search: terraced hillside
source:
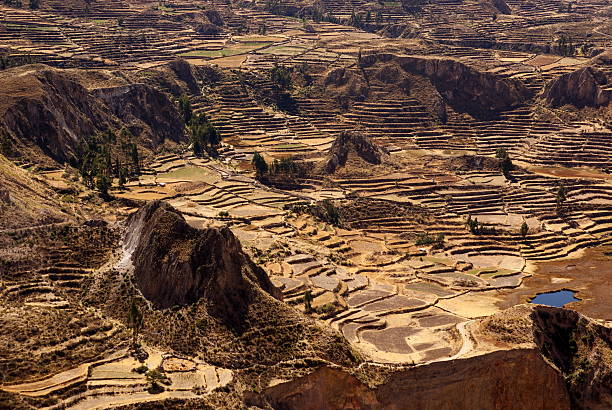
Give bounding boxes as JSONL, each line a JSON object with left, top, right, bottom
{"left": 0, "top": 0, "right": 610, "bottom": 408}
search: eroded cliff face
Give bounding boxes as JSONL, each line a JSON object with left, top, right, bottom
{"left": 541, "top": 67, "right": 611, "bottom": 108}
{"left": 92, "top": 83, "right": 185, "bottom": 147}
{"left": 261, "top": 350, "right": 569, "bottom": 410}
{"left": 320, "top": 53, "right": 530, "bottom": 121}
{"left": 360, "top": 54, "right": 531, "bottom": 118}
{"left": 0, "top": 64, "right": 187, "bottom": 165}
{"left": 258, "top": 305, "right": 611, "bottom": 410}
{"left": 531, "top": 307, "right": 612, "bottom": 410}
{"left": 125, "top": 201, "right": 282, "bottom": 325}
{"left": 0, "top": 65, "right": 112, "bottom": 164}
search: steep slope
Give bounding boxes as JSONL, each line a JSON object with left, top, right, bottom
{"left": 541, "top": 67, "right": 611, "bottom": 108}
{"left": 255, "top": 305, "right": 611, "bottom": 410}
{"left": 0, "top": 64, "right": 187, "bottom": 166}
{"left": 124, "top": 201, "right": 282, "bottom": 322}
{"left": 0, "top": 153, "right": 68, "bottom": 230}
{"left": 318, "top": 53, "right": 531, "bottom": 120}
{"left": 82, "top": 201, "right": 359, "bottom": 373}
{"left": 323, "top": 131, "right": 388, "bottom": 174}
{"left": 360, "top": 53, "right": 532, "bottom": 118}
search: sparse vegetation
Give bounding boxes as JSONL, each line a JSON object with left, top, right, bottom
{"left": 496, "top": 147, "right": 513, "bottom": 179}
{"left": 127, "top": 300, "right": 144, "bottom": 348}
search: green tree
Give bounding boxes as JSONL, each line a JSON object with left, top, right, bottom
{"left": 496, "top": 147, "right": 513, "bottom": 178}
{"left": 556, "top": 183, "right": 567, "bottom": 215}
{"left": 323, "top": 199, "right": 340, "bottom": 226}
{"left": 188, "top": 113, "right": 220, "bottom": 156}
{"left": 127, "top": 300, "right": 144, "bottom": 347}
{"left": 303, "top": 290, "right": 313, "bottom": 313}
{"left": 270, "top": 63, "right": 292, "bottom": 90}
{"left": 252, "top": 151, "right": 268, "bottom": 177}
{"left": 96, "top": 174, "right": 112, "bottom": 200}
{"left": 177, "top": 94, "right": 192, "bottom": 124}
{"left": 130, "top": 144, "right": 140, "bottom": 175}
{"left": 520, "top": 221, "right": 529, "bottom": 238}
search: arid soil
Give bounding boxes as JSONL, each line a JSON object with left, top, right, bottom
{"left": 0, "top": 0, "right": 611, "bottom": 408}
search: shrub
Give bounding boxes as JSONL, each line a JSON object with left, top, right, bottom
{"left": 415, "top": 233, "right": 445, "bottom": 249}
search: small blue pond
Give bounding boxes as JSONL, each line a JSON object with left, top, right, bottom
{"left": 530, "top": 290, "right": 580, "bottom": 308}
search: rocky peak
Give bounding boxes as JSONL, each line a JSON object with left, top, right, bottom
{"left": 324, "top": 131, "right": 387, "bottom": 173}
{"left": 125, "top": 201, "right": 282, "bottom": 325}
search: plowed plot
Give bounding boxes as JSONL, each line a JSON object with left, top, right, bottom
{"left": 405, "top": 282, "right": 455, "bottom": 297}
{"left": 347, "top": 289, "right": 392, "bottom": 306}
{"left": 310, "top": 274, "right": 340, "bottom": 291}
{"left": 416, "top": 313, "right": 462, "bottom": 327}
{"left": 421, "top": 347, "right": 453, "bottom": 361}
{"left": 362, "top": 295, "right": 426, "bottom": 312}
{"left": 361, "top": 326, "right": 418, "bottom": 354}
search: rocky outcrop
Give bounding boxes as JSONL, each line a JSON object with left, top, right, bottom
{"left": 258, "top": 305, "right": 611, "bottom": 409}
{"left": 125, "top": 201, "right": 282, "bottom": 324}
{"left": 324, "top": 131, "right": 387, "bottom": 173}
{"left": 541, "top": 67, "right": 611, "bottom": 108}
{"left": 262, "top": 349, "right": 569, "bottom": 410}
{"left": 531, "top": 307, "right": 612, "bottom": 409}
{"left": 0, "top": 66, "right": 112, "bottom": 164}
{"left": 0, "top": 65, "right": 187, "bottom": 165}
{"left": 360, "top": 54, "right": 531, "bottom": 118}
{"left": 92, "top": 83, "right": 185, "bottom": 147}
{"left": 490, "top": 0, "right": 511, "bottom": 14}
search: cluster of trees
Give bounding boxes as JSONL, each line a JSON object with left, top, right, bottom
{"left": 415, "top": 232, "right": 445, "bottom": 249}
{"left": 347, "top": 10, "right": 386, "bottom": 30}
{"left": 554, "top": 34, "right": 576, "bottom": 56}
{"left": 177, "top": 95, "right": 221, "bottom": 156}
{"left": 466, "top": 215, "right": 498, "bottom": 236}
{"left": 2, "top": 0, "right": 23, "bottom": 8}
{"left": 400, "top": 0, "right": 429, "bottom": 13}
{"left": 1, "top": 0, "right": 38, "bottom": 9}
{"left": 0, "top": 53, "right": 35, "bottom": 70}
{"left": 252, "top": 153, "right": 302, "bottom": 180}
{"left": 79, "top": 128, "right": 140, "bottom": 200}
{"left": 284, "top": 199, "right": 342, "bottom": 227}
{"left": 270, "top": 63, "right": 292, "bottom": 90}
{"left": 496, "top": 147, "right": 513, "bottom": 179}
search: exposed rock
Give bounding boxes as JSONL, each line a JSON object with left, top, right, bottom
{"left": 0, "top": 65, "right": 112, "bottom": 164}
{"left": 323, "top": 131, "right": 388, "bottom": 174}
{"left": 259, "top": 305, "right": 611, "bottom": 409}
{"left": 360, "top": 54, "right": 531, "bottom": 118}
{"left": 531, "top": 307, "right": 612, "bottom": 409}
{"left": 590, "top": 49, "right": 612, "bottom": 66}
{"left": 542, "top": 67, "right": 611, "bottom": 108}
{"left": 125, "top": 201, "right": 282, "bottom": 325}
{"left": 490, "top": 0, "right": 512, "bottom": 14}
{"left": 92, "top": 83, "right": 185, "bottom": 147}
{"left": 0, "top": 65, "right": 187, "bottom": 165}
{"left": 261, "top": 349, "right": 569, "bottom": 409}
{"left": 166, "top": 59, "right": 201, "bottom": 95}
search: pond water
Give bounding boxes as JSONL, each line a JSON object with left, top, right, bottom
{"left": 530, "top": 290, "right": 580, "bottom": 308}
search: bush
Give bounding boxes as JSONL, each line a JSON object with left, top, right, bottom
{"left": 252, "top": 152, "right": 268, "bottom": 177}
{"left": 415, "top": 233, "right": 444, "bottom": 249}
{"left": 270, "top": 63, "right": 292, "bottom": 89}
